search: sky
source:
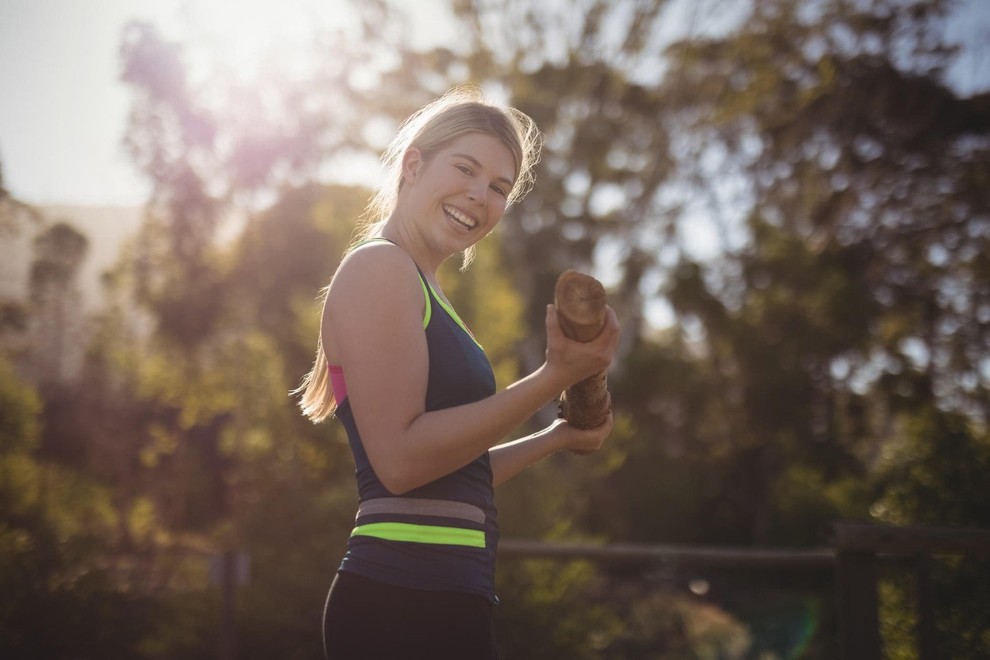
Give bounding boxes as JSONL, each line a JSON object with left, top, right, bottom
{"left": 1, "top": 0, "right": 179, "bottom": 206}
{"left": 0, "top": 0, "right": 988, "bottom": 208}
{"left": 0, "top": 0, "right": 392, "bottom": 206}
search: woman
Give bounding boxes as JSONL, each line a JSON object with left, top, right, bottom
{"left": 296, "top": 87, "right": 621, "bottom": 660}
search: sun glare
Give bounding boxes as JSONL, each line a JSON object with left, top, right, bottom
{"left": 179, "top": 0, "right": 358, "bottom": 82}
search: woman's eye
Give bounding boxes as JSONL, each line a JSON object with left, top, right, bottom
{"left": 456, "top": 164, "right": 472, "bottom": 175}
{"left": 491, "top": 185, "right": 507, "bottom": 197}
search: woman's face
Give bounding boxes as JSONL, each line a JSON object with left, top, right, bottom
{"left": 401, "top": 132, "right": 517, "bottom": 254}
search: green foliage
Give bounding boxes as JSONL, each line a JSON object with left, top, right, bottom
{"left": 0, "top": 358, "right": 159, "bottom": 657}
{"left": 440, "top": 0, "right": 989, "bottom": 654}
{"left": 0, "top": 360, "right": 39, "bottom": 454}
{"left": 872, "top": 410, "right": 990, "bottom": 656}
{"left": 874, "top": 410, "right": 990, "bottom": 527}
{"left": 605, "top": 589, "right": 754, "bottom": 660}
{"left": 877, "top": 567, "right": 918, "bottom": 660}
{"left": 495, "top": 559, "right": 621, "bottom": 660}
{"left": 65, "top": 174, "right": 364, "bottom": 655}
{"left": 2, "top": 0, "right": 987, "bottom": 656}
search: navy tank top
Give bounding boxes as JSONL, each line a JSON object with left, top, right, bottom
{"left": 333, "top": 240, "right": 500, "bottom": 603}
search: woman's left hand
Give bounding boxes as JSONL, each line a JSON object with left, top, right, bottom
{"left": 489, "top": 411, "right": 614, "bottom": 486}
{"left": 547, "top": 413, "right": 614, "bottom": 456}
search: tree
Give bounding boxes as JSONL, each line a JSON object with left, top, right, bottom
{"left": 0, "top": 158, "right": 44, "bottom": 365}
{"left": 0, "top": 355, "right": 159, "bottom": 658}
{"left": 18, "top": 0, "right": 978, "bottom": 655}
{"left": 29, "top": 222, "right": 89, "bottom": 383}
{"left": 429, "top": 0, "right": 987, "bottom": 530}
{"left": 871, "top": 409, "right": 990, "bottom": 657}
{"left": 434, "top": 0, "right": 989, "bottom": 654}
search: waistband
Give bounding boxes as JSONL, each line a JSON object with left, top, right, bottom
{"left": 351, "top": 497, "right": 487, "bottom": 549}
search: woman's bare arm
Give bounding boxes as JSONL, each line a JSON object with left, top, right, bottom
{"left": 324, "top": 243, "right": 620, "bottom": 494}
{"left": 488, "top": 415, "right": 614, "bottom": 487}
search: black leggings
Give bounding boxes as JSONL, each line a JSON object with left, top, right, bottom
{"left": 323, "top": 571, "right": 500, "bottom": 660}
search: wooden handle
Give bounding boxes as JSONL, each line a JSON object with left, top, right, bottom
{"left": 554, "top": 270, "right": 611, "bottom": 430}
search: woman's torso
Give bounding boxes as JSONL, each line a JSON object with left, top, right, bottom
{"left": 327, "top": 239, "right": 500, "bottom": 602}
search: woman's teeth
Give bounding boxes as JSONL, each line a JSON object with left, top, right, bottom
{"left": 444, "top": 205, "right": 478, "bottom": 229}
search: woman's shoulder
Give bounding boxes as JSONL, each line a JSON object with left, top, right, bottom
{"left": 328, "top": 240, "right": 422, "bottom": 304}
{"left": 321, "top": 241, "right": 427, "bottom": 365}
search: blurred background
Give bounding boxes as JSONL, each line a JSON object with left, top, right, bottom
{"left": 1, "top": 0, "right": 989, "bottom": 657}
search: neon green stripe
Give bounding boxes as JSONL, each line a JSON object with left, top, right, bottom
{"left": 422, "top": 281, "right": 484, "bottom": 350}
{"left": 351, "top": 522, "right": 486, "bottom": 548}
{"left": 418, "top": 276, "right": 432, "bottom": 329}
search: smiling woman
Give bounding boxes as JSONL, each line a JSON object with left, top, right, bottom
{"left": 292, "top": 86, "right": 622, "bottom": 659}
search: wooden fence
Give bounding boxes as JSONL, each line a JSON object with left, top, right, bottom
{"left": 499, "top": 522, "right": 990, "bottom": 659}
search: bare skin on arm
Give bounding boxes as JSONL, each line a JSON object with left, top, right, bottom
{"left": 324, "top": 246, "right": 621, "bottom": 495}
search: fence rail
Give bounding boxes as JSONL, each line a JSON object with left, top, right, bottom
{"left": 498, "top": 522, "right": 990, "bottom": 660}
{"left": 499, "top": 538, "right": 834, "bottom": 568}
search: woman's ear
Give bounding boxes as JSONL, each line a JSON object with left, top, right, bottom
{"left": 401, "top": 147, "right": 423, "bottom": 184}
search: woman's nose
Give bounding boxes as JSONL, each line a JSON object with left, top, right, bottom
{"left": 467, "top": 180, "right": 487, "bottom": 206}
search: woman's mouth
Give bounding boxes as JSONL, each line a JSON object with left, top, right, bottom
{"left": 443, "top": 204, "right": 479, "bottom": 230}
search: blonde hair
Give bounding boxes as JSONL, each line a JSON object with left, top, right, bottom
{"left": 295, "top": 86, "right": 543, "bottom": 422}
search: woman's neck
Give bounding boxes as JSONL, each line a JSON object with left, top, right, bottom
{"left": 380, "top": 217, "right": 445, "bottom": 277}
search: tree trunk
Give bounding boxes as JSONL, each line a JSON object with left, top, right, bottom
{"left": 554, "top": 270, "right": 610, "bottom": 429}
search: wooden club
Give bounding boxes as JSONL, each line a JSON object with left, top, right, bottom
{"left": 553, "top": 270, "right": 611, "bottom": 429}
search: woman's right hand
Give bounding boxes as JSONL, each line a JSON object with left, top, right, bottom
{"left": 543, "top": 303, "right": 621, "bottom": 390}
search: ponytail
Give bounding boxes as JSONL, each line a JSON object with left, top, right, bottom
{"left": 292, "top": 289, "right": 337, "bottom": 422}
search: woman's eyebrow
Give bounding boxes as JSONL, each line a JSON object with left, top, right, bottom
{"left": 451, "top": 153, "right": 515, "bottom": 187}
